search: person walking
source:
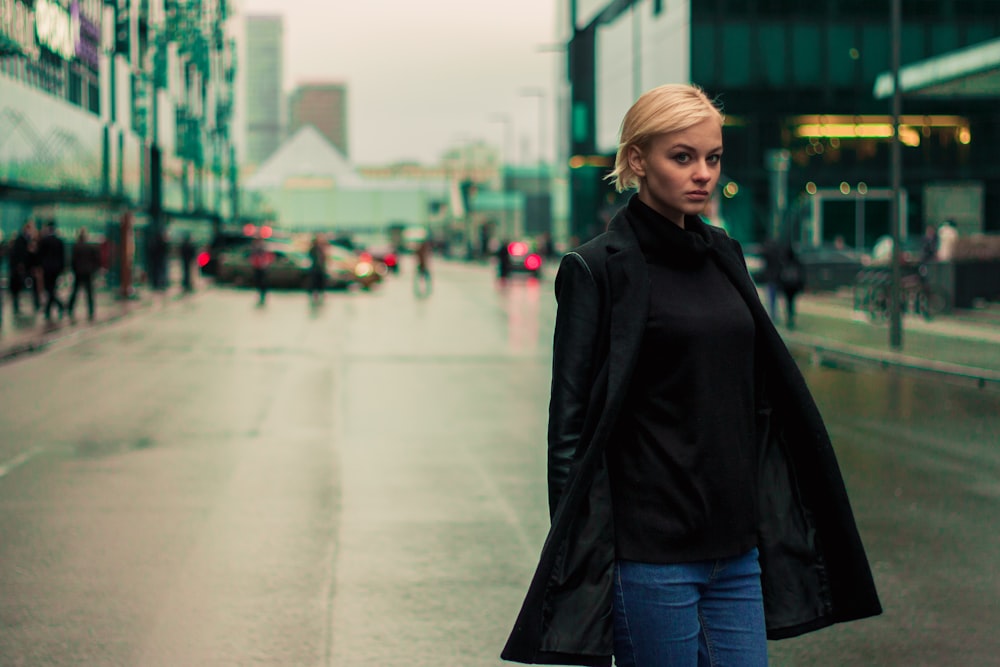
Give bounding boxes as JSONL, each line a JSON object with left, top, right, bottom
{"left": 67, "top": 228, "right": 101, "bottom": 322}
{"left": 413, "top": 238, "right": 432, "bottom": 297}
{"left": 7, "top": 221, "right": 33, "bottom": 317}
{"left": 307, "top": 234, "right": 327, "bottom": 305}
{"left": 502, "top": 84, "right": 881, "bottom": 667}
{"left": 761, "top": 236, "right": 782, "bottom": 321}
{"left": 180, "top": 233, "right": 196, "bottom": 293}
{"left": 777, "top": 241, "right": 805, "bottom": 329}
{"left": 496, "top": 239, "right": 512, "bottom": 283}
{"left": 37, "top": 223, "right": 66, "bottom": 322}
{"left": 249, "top": 237, "right": 273, "bottom": 306}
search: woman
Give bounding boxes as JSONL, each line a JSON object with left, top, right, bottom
{"left": 502, "top": 84, "right": 881, "bottom": 667}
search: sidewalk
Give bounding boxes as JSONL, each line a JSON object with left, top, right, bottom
{"left": 0, "top": 279, "right": 204, "bottom": 364}
{"left": 778, "top": 288, "right": 1000, "bottom": 390}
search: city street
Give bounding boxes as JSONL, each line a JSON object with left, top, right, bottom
{"left": 0, "top": 261, "right": 998, "bottom": 666}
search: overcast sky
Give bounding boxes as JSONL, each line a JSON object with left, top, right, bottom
{"left": 239, "top": 0, "right": 560, "bottom": 166}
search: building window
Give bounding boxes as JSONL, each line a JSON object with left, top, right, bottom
{"left": 758, "top": 23, "right": 787, "bottom": 86}
{"left": 69, "top": 67, "right": 83, "bottom": 107}
{"left": 790, "top": 24, "right": 822, "bottom": 86}
{"left": 88, "top": 80, "right": 100, "bottom": 115}
{"left": 652, "top": 0, "right": 663, "bottom": 16}
{"left": 721, "top": 23, "right": 751, "bottom": 87}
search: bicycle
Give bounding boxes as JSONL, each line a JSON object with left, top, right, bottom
{"left": 866, "top": 271, "right": 947, "bottom": 322}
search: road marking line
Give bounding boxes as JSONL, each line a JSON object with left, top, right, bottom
{"left": 0, "top": 448, "right": 45, "bottom": 480}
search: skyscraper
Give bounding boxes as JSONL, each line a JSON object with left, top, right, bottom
{"left": 288, "top": 84, "right": 349, "bottom": 158}
{"left": 245, "top": 15, "right": 284, "bottom": 165}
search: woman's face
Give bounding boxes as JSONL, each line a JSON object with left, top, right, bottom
{"left": 628, "top": 117, "right": 723, "bottom": 228}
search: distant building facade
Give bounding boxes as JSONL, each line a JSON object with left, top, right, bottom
{"left": 288, "top": 83, "right": 349, "bottom": 157}
{"left": 561, "top": 0, "right": 1000, "bottom": 244}
{"left": 0, "top": 0, "right": 237, "bottom": 237}
{"left": 245, "top": 14, "right": 284, "bottom": 165}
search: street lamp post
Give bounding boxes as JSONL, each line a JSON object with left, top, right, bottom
{"left": 489, "top": 113, "right": 514, "bottom": 239}
{"left": 889, "top": 0, "right": 904, "bottom": 350}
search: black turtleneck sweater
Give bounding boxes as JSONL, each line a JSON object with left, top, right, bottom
{"left": 607, "top": 196, "right": 758, "bottom": 564}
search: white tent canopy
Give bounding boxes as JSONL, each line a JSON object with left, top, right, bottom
{"left": 244, "top": 125, "right": 364, "bottom": 190}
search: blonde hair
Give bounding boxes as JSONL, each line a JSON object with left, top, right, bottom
{"left": 607, "top": 83, "right": 725, "bottom": 193}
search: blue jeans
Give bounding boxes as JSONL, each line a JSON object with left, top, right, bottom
{"left": 612, "top": 548, "right": 768, "bottom": 667}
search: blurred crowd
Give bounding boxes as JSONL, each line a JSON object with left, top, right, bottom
{"left": 0, "top": 219, "right": 108, "bottom": 330}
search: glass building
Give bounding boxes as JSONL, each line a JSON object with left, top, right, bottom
{"left": 0, "top": 0, "right": 239, "bottom": 243}
{"left": 563, "top": 0, "right": 1000, "bottom": 247}
{"left": 244, "top": 14, "right": 283, "bottom": 166}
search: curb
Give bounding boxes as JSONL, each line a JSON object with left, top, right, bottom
{"left": 783, "top": 332, "right": 1000, "bottom": 391}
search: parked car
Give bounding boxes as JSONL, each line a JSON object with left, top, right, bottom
{"left": 198, "top": 230, "right": 256, "bottom": 277}
{"left": 215, "top": 244, "right": 315, "bottom": 289}
{"left": 326, "top": 244, "right": 385, "bottom": 290}
{"left": 359, "top": 244, "right": 399, "bottom": 274}
{"left": 328, "top": 239, "right": 397, "bottom": 277}
{"left": 504, "top": 240, "right": 544, "bottom": 278}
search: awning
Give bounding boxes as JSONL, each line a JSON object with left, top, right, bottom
{"left": 873, "top": 37, "right": 1000, "bottom": 99}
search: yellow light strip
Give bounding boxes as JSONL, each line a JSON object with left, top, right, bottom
{"left": 792, "top": 114, "right": 967, "bottom": 126}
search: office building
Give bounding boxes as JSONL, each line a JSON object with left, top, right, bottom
{"left": 562, "top": 0, "right": 1000, "bottom": 244}
{"left": 245, "top": 14, "right": 284, "bottom": 166}
{"left": 288, "top": 83, "right": 349, "bottom": 158}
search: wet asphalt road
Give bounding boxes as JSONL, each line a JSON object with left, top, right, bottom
{"left": 0, "top": 261, "right": 998, "bottom": 666}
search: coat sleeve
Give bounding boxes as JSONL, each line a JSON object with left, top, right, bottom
{"left": 547, "top": 252, "right": 602, "bottom": 519}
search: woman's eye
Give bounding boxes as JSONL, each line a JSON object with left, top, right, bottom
{"left": 672, "top": 153, "right": 690, "bottom": 163}
{"left": 707, "top": 154, "right": 722, "bottom": 164}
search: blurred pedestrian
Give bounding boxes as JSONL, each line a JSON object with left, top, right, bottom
{"left": 761, "top": 237, "right": 782, "bottom": 320}
{"left": 540, "top": 231, "right": 556, "bottom": 259}
{"left": 148, "top": 229, "right": 168, "bottom": 290}
{"left": 777, "top": 241, "right": 805, "bottom": 329}
{"left": 307, "top": 234, "right": 327, "bottom": 305}
{"left": 7, "top": 221, "right": 34, "bottom": 317}
{"left": 414, "top": 238, "right": 432, "bottom": 297}
{"left": 496, "top": 239, "right": 512, "bottom": 282}
{"left": 503, "top": 83, "right": 880, "bottom": 667}
{"left": 937, "top": 220, "right": 958, "bottom": 261}
{"left": 180, "top": 233, "right": 196, "bottom": 292}
{"left": 249, "top": 237, "right": 273, "bottom": 306}
{"left": 37, "top": 222, "right": 66, "bottom": 322}
{"left": 920, "top": 224, "right": 939, "bottom": 264}
{"left": 67, "top": 228, "right": 100, "bottom": 322}
{"left": 25, "top": 222, "right": 42, "bottom": 313}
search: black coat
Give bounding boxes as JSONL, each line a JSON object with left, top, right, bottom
{"left": 501, "top": 206, "right": 881, "bottom": 666}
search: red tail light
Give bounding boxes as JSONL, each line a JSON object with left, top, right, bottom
{"left": 384, "top": 254, "right": 397, "bottom": 267}
{"left": 197, "top": 251, "right": 210, "bottom": 267}
{"left": 508, "top": 241, "right": 528, "bottom": 256}
{"left": 525, "top": 254, "right": 542, "bottom": 271}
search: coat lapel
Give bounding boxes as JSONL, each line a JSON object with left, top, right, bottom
{"left": 604, "top": 216, "right": 649, "bottom": 416}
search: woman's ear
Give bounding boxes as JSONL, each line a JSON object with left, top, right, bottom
{"left": 626, "top": 145, "right": 645, "bottom": 178}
